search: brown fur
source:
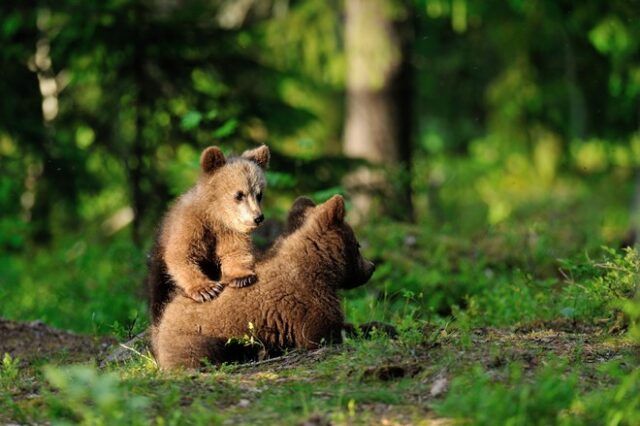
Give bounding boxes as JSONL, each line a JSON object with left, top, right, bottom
{"left": 147, "top": 145, "right": 270, "bottom": 325}
{"left": 151, "top": 195, "right": 376, "bottom": 369}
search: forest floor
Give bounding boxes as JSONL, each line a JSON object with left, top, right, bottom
{"left": 2, "top": 189, "right": 639, "bottom": 424}
{"left": 1, "top": 317, "right": 637, "bottom": 425}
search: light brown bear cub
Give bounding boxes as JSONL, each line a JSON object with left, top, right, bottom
{"left": 152, "top": 195, "right": 377, "bottom": 369}
{"left": 147, "top": 145, "right": 270, "bottom": 325}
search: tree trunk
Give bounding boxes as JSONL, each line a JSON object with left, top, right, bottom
{"left": 625, "top": 103, "right": 640, "bottom": 251}
{"left": 343, "top": 0, "right": 414, "bottom": 223}
{"left": 630, "top": 170, "right": 640, "bottom": 250}
{"left": 130, "top": 1, "right": 147, "bottom": 247}
{"left": 31, "top": 8, "right": 57, "bottom": 245}
{"left": 562, "top": 29, "right": 587, "bottom": 141}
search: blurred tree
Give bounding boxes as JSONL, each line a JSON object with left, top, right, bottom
{"left": 2, "top": 0, "right": 640, "bottom": 250}
{"left": 585, "top": 1, "right": 640, "bottom": 248}
{"left": 343, "top": 0, "right": 415, "bottom": 222}
{"left": 3, "top": 0, "right": 318, "bottom": 246}
{"left": 0, "top": 5, "right": 42, "bottom": 247}
{"left": 0, "top": 4, "right": 92, "bottom": 246}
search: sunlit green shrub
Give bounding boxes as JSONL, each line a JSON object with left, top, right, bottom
{"left": 44, "top": 365, "right": 149, "bottom": 425}
{"left": 1, "top": 234, "right": 147, "bottom": 335}
{"left": 558, "top": 247, "right": 639, "bottom": 321}
{"left": 458, "top": 247, "right": 639, "bottom": 327}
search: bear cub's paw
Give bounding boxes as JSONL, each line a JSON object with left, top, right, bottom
{"left": 185, "top": 282, "right": 226, "bottom": 302}
{"left": 229, "top": 274, "right": 258, "bottom": 288}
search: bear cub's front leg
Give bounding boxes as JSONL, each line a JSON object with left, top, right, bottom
{"left": 185, "top": 280, "right": 226, "bottom": 303}
{"left": 163, "top": 231, "right": 228, "bottom": 303}
{"left": 218, "top": 237, "right": 258, "bottom": 288}
{"left": 223, "top": 264, "right": 257, "bottom": 288}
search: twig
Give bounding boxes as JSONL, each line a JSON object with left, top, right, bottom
{"left": 118, "top": 342, "right": 158, "bottom": 368}
{"left": 229, "top": 350, "right": 302, "bottom": 370}
{"left": 228, "top": 347, "right": 332, "bottom": 371}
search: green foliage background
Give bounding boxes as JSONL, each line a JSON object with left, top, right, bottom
{"left": 1, "top": 0, "right": 639, "bottom": 342}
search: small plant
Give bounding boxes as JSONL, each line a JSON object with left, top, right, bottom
{"left": 0, "top": 353, "right": 20, "bottom": 388}
{"left": 0, "top": 354, "right": 27, "bottom": 423}
{"left": 44, "top": 364, "right": 149, "bottom": 425}
{"left": 226, "top": 321, "right": 265, "bottom": 350}
{"left": 108, "top": 313, "right": 147, "bottom": 341}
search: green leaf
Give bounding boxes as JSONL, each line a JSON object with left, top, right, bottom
{"left": 205, "top": 109, "right": 219, "bottom": 120}
{"left": 180, "top": 111, "right": 202, "bottom": 131}
{"left": 560, "top": 307, "right": 576, "bottom": 318}
{"left": 310, "top": 186, "right": 345, "bottom": 202}
{"left": 2, "top": 13, "right": 22, "bottom": 38}
{"left": 589, "top": 17, "right": 631, "bottom": 58}
{"left": 266, "top": 171, "right": 297, "bottom": 189}
{"left": 212, "top": 119, "right": 238, "bottom": 138}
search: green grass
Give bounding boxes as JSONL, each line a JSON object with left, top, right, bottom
{"left": 1, "top": 319, "right": 638, "bottom": 425}
{"left": 0, "top": 234, "right": 148, "bottom": 335}
{"left": 1, "top": 170, "right": 639, "bottom": 424}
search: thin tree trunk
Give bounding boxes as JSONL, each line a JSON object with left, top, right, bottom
{"left": 130, "top": 1, "right": 147, "bottom": 246}
{"left": 343, "top": 0, "right": 414, "bottom": 223}
{"left": 631, "top": 171, "right": 640, "bottom": 250}
{"left": 632, "top": 103, "right": 640, "bottom": 252}
{"left": 31, "top": 8, "right": 57, "bottom": 244}
{"left": 562, "top": 29, "right": 587, "bottom": 141}
{"left": 625, "top": 103, "right": 640, "bottom": 251}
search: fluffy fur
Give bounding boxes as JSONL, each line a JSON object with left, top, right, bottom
{"left": 151, "top": 195, "right": 376, "bottom": 369}
{"left": 147, "top": 145, "right": 270, "bottom": 325}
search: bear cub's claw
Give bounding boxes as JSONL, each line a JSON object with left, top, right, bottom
{"left": 187, "top": 282, "right": 225, "bottom": 302}
{"left": 229, "top": 274, "right": 258, "bottom": 288}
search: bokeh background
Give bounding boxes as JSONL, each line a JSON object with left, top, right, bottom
{"left": 1, "top": 0, "right": 639, "bottom": 335}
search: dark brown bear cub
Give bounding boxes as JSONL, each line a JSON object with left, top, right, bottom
{"left": 147, "top": 145, "right": 270, "bottom": 325}
{"left": 152, "top": 195, "right": 376, "bottom": 369}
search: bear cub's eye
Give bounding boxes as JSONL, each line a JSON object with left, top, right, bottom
{"left": 235, "top": 191, "right": 244, "bottom": 201}
{"left": 256, "top": 192, "right": 263, "bottom": 202}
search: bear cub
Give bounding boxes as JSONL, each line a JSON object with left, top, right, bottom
{"left": 151, "top": 195, "right": 378, "bottom": 369}
{"left": 147, "top": 145, "right": 270, "bottom": 324}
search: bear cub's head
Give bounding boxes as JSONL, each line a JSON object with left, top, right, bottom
{"left": 198, "top": 145, "right": 270, "bottom": 233}
{"left": 286, "top": 195, "right": 376, "bottom": 289}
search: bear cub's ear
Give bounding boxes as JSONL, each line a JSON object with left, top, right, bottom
{"left": 317, "top": 194, "right": 345, "bottom": 225}
{"left": 241, "top": 145, "right": 270, "bottom": 170}
{"left": 200, "top": 146, "right": 226, "bottom": 174}
{"left": 286, "top": 196, "right": 316, "bottom": 233}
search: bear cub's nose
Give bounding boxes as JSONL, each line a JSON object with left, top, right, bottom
{"left": 254, "top": 214, "right": 264, "bottom": 225}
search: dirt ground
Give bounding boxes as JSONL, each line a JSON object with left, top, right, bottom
{"left": 0, "top": 318, "right": 115, "bottom": 365}
{"left": 0, "top": 317, "right": 636, "bottom": 375}
{"left": 0, "top": 317, "right": 637, "bottom": 425}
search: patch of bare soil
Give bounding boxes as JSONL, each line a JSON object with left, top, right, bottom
{"left": 0, "top": 318, "right": 115, "bottom": 365}
{"left": 234, "top": 319, "right": 636, "bottom": 374}
{"left": 470, "top": 320, "right": 632, "bottom": 364}
{"left": 221, "top": 319, "right": 638, "bottom": 406}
